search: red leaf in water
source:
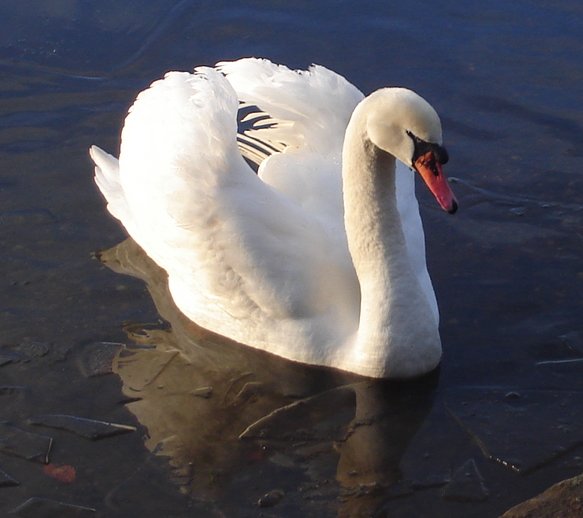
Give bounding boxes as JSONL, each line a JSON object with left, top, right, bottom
{"left": 43, "top": 463, "right": 76, "bottom": 484}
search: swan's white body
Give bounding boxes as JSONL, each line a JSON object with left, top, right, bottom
{"left": 91, "top": 58, "right": 453, "bottom": 378}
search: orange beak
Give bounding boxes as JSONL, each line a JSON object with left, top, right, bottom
{"left": 414, "top": 151, "right": 458, "bottom": 214}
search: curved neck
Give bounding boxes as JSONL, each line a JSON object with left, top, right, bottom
{"left": 342, "top": 129, "right": 407, "bottom": 278}
{"left": 340, "top": 108, "right": 441, "bottom": 378}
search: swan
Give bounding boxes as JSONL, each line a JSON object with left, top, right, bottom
{"left": 90, "top": 58, "right": 457, "bottom": 379}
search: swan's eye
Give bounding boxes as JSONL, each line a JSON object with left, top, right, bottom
{"left": 434, "top": 145, "right": 449, "bottom": 165}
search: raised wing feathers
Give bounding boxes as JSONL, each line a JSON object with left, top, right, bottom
{"left": 218, "top": 58, "right": 364, "bottom": 154}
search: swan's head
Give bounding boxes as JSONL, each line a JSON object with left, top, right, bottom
{"left": 365, "top": 88, "right": 458, "bottom": 214}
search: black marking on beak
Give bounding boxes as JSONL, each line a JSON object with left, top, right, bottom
{"left": 407, "top": 130, "right": 449, "bottom": 167}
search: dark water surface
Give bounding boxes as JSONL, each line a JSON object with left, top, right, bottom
{"left": 1, "top": 1, "right": 582, "bottom": 516}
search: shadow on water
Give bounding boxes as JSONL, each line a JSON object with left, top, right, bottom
{"left": 100, "top": 238, "right": 439, "bottom": 517}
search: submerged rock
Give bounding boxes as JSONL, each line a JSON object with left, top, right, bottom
{"left": 0, "top": 466, "right": 19, "bottom": 487}
{"left": 0, "top": 386, "right": 27, "bottom": 397}
{"left": 27, "top": 414, "right": 136, "bottom": 440}
{"left": 0, "top": 423, "right": 52, "bottom": 464}
{"left": 441, "top": 458, "right": 489, "bottom": 502}
{"left": 191, "top": 386, "right": 213, "bottom": 398}
{"left": 10, "top": 497, "right": 96, "bottom": 517}
{"left": 0, "top": 341, "right": 49, "bottom": 365}
{"left": 76, "top": 341, "right": 124, "bottom": 378}
{"left": 17, "top": 340, "right": 49, "bottom": 359}
{"left": 257, "top": 489, "right": 285, "bottom": 508}
{"left": 446, "top": 388, "right": 583, "bottom": 473}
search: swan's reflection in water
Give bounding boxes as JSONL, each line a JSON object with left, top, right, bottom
{"left": 100, "top": 239, "right": 438, "bottom": 516}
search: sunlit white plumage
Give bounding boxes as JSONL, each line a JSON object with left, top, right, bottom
{"left": 90, "top": 58, "right": 455, "bottom": 378}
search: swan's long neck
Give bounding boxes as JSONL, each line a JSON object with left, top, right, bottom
{"left": 340, "top": 108, "right": 441, "bottom": 378}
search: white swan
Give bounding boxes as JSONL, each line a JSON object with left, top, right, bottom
{"left": 90, "top": 58, "right": 457, "bottom": 379}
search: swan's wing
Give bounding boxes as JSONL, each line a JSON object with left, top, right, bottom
{"left": 91, "top": 68, "right": 359, "bottom": 361}
{"left": 218, "top": 59, "right": 364, "bottom": 231}
{"left": 218, "top": 58, "right": 364, "bottom": 154}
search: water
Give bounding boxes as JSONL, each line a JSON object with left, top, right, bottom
{"left": 0, "top": 1, "right": 582, "bottom": 516}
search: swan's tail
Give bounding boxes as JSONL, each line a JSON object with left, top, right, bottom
{"left": 89, "top": 145, "right": 133, "bottom": 227}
